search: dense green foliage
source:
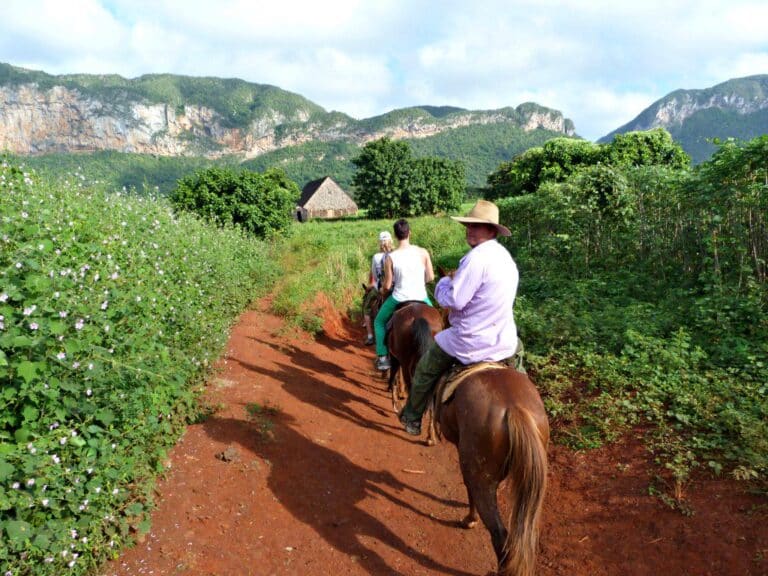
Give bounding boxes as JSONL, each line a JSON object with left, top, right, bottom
{"left": 0, "top": 159, "right": 279, "bottom": 574}
{"left": 352, "top": 138, "right": 464, "bottom": 217}
{"left": 170, "top": 167, "right": 300, "bottom": 238}
{"left": 487, "top": 129, "right": 689, "bottom": 199}
{"left": 496, "top": 136, "right": 767, "bottom": 492}
{"left": 2, "top": 127, "right": 764, "bottom": 576}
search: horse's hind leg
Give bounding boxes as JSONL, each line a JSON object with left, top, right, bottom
{"left": 461, "top": 466, "right": 506, "bottom": 565}
{"left": 425, "top": 403, "right": 437, "bottom": 446}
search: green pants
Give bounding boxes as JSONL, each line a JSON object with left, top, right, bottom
{"left": 400, "top": 341, "right": 457, "bottom": 422}
{"left": 374, "top": 294, "right": 433, "bottom": 357}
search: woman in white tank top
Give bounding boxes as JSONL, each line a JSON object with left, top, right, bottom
{"left": 373, "top": 219, "right": 435, "bottom": 370}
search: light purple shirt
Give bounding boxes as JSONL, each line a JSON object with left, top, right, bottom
{"left": 434, "top": 239, "right": 519, "bottom": 364}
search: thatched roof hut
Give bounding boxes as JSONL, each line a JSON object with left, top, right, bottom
{"left": 296, "top": 177, "right": 358, "bottom": 221}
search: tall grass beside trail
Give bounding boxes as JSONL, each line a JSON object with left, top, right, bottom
{"left": 270, "top": 214, "right": 467, "bottom": 333}
{"left": 0, "top": 160, "right": 278, "bottom": 575}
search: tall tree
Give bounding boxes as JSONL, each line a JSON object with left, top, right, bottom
{"left": 352, "top": 138, "right": 414, "bottom": 218}
{"left": 352, "top": 138, "right": 465, "bottom": 217}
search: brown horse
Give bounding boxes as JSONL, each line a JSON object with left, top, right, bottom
{"left": 436, "top": 366, "right": 549, "bottom": 576}
{"left": 385, "top": 302, "right": 443, "bottom": 441}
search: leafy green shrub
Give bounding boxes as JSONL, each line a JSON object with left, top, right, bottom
{"left": 170, "top": 167, "right": 300, "bottom": 238}
{"left": 0, "top": 159, "right": 277, "bottom": 574}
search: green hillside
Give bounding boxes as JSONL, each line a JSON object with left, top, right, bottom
{"left": 3, "top": 62, "right": 575, "bottom": 192}
{"left": 0, "top": 62, "right": 329, "bottom": 129}
{"left": 669, "top": 106, "right": 768, "bottom": 164}
{"left": 601, "top": 75, "right": 768, "bottom": 163}
{"left": 19, "top": 122, "right": 569, "bottom": 195}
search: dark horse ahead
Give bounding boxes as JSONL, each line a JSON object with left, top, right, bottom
{"left": 386, "top": 302, "right": 443, "bottom": 424}
{"left": 391, "top": 315, "right": 549, "bottom": 576}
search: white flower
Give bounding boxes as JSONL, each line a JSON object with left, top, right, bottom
{"left": 0, "top": 293, "right": 7, "bottom": 302}
{"left": 57, "top": 352, "right": 66, "bottom": 361}
{"left": 59, "top": 311, "right": 68, "bottom": 318}
{"left": 104, "top": 325, "right": 110, "bottom": 332}
{"left": 23, "top": 305, "right": 37, "bottom": 316}
{"left": 29, "top": 322, "right": 39, "bottom": 331}
{"left": 75, "top": 319, "right": 85, "bottom": 330}
{"left": 101, "top": 301, "right": 108, "bottom": 310}
{"left": 86, "top": 388, "right": 92, "bottom": 396}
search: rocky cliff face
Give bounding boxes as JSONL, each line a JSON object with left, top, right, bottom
{"left": 623, "top": 91, "right": 768, "bottom": 132}
{"left": 0, "top": 83, "right": 574, "bottom": 158}
{"left": 600, "top": 75, "right": 768, "bottom": 140}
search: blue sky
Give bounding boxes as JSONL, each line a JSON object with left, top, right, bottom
{"left": 2, "top": 0, "right": 768, "bottom": 141}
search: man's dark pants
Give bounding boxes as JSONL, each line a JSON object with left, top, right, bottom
{"left": 400, "top": 341, "right": 456, "bottom": 423}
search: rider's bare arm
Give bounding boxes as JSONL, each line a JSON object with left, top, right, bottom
{"left": 423, "top": 249, "right": 435, "bottom": 283}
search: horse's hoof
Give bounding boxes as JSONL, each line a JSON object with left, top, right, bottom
{"left": 426, "top": 438, "right": 436, "bottom": 447}
{"left": 461, "top": 517, "right": 479, "bottom": 529}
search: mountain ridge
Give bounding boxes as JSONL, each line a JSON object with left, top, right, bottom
{"left": 0, "top": 62, "right": 575, "bottom": 160}
{"left": 599, "top": 75, "right": 768, "bottom": 162}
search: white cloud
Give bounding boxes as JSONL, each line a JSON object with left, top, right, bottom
{"left": 0, "top": 0, "right": 767, "bottom": 140}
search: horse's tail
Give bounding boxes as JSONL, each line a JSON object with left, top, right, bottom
{"left": 412, "top": 317, "right": 434, "bottom": 358}
{"left": 500, "top": 407, "right": 548, "bottom": 576}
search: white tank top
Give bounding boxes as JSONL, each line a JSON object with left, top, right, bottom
{"left": 389, "top": 246, "right": 428, "bottom": 302}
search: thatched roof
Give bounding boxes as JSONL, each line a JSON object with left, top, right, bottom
{"left": 298, "top": 177, "right": 358, "bottom": 216}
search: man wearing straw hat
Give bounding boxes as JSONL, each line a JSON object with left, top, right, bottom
{"left": 398, "top": 199, "right": 519, "bottom": 436}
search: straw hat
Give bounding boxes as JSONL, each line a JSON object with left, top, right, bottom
{"left": 451, "top": 200, "right": 511, "bottom": 237}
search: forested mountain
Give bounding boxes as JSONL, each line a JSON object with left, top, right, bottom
{"left": 600, "top": 75, "right": 768, "bottom": 163}
{"left": 0, "top": 62, "right": 574, "bottom": 188}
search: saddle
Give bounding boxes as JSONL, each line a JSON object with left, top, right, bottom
{"left": 434, "top": 340, "right": 526, "bottom": 405}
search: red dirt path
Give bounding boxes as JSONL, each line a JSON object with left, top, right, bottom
{"left": 101, "top": 299, "right": 767, "bottom": 576}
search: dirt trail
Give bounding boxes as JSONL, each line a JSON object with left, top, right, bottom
{"left": 101, "top": 299, "right": 767, "bottom": 576}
